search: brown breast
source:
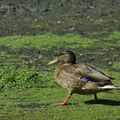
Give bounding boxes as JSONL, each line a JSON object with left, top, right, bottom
{"left": 54, "top": 64, "right": 86, "bottom": 92}
{"left": 54, "top": 64, "right": 67, "bottom": 79}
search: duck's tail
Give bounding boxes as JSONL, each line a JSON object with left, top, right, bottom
{"left": 99, "top": 85, "right": 120, "bottom": 90}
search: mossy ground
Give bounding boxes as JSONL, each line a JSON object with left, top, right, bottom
{"left": 0, "top": 32, "right": 120, "bottom": 120}
{"left": 0, "top": 88, "right": 120, "bottom": 120}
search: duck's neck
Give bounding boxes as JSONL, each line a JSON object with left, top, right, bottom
{"left": 54, "top": 64, "right": 71, "bottom": 78}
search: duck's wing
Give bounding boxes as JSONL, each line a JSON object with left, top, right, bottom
{"left": 75, "top": 64, "right": 113, "bottom": 82}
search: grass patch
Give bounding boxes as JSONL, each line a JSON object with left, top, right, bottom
{"left": 107, "top": 31, "right": 120, "bottom": 41}
{"left": 0, "top": 64, "right": 56, "bottom": 89}
{"left": 0, "top": 88, "right": 120, "bottom": 120}
{"left": 112, "top": 62, "right": 120, "bottom": 69}
{"left": 0, "top": 32, "right": 120, "bottom": 119}
{"left": 0, "top": 33, "right": 96, "bottom": 48}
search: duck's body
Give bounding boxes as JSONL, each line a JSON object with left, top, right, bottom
{"left": 48, "top": 51, "right": 120, "bottom": 105}
{"left": 55, "top": 63, "right": 113, "bottom": 95}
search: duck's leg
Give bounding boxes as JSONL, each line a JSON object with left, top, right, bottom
{"left": 93, "top": 93, "right": 98, "bottom": 102}
{"left": 52, "top": 92, "right": 72, "bottom": 106}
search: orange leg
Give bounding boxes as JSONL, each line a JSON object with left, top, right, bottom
{"left": 52, "top": 92, "right": 72, "bottom": 106}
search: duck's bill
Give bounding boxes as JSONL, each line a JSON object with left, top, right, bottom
{"left": 47, "top": 59, "right": 58, "bottom": 65}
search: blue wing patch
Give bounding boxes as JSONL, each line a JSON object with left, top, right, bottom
{"left": 80, "top": 76, "right": 90, "bottom": 82}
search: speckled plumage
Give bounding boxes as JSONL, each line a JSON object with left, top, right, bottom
{"left": 54, "top": 63, "right": 113, "bottom": 94}
{"left": 48, "top": 51, "right": 120, "bottom": 105}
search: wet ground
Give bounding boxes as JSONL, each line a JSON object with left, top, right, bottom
{"left": 0, "top": 0, "right": 120, "bottom": 36}
{"left": 0, "top": 39, "right": 120, "bottom": 71}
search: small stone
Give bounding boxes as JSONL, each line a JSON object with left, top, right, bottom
{"left": 29, "top": 60, "right": 33, "bottom": 64}
{"left": 113, "top": 20, "right": 118, "bottom": 23}
{"left": 79, "top": 53, "right": 83, "bottom": 56}
{"left": 69, "top": 27, "right": 75, "bottom": 31}
{"left": 34, "top": 19, "right": 38, "bottom": 22}
{"left": 57, "top": 21, "right": 61, "bottom": 24}
{"left": 108, "top": 62, "right": 113, "bottom": 65}
{"left": 86, "top": 16, "right": 90, "bottom": 19}
{"left": 102, "top": 48, "right": 108, "bottom": 51}
{"left": 104, "top": 58, "right": 109, "bottom": 61}
{"left": 33, "top": 58, "right": 37, "bottom": 61}
{"left": 38, "top": 55, "right": 42, "bottom": 59}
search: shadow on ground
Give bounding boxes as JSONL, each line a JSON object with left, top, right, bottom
{"left": 85, "top": 99, "right": 120, "bottom": 106}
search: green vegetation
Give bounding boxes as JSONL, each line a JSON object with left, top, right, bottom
{"left": 0, "top": 88, "right": 120, "bottom": 120}
{"left": 0, "top": 33, "right": 95, "bottom": 48}
{"left": 0, "top": 32, "right": 120, "bottom": 120}
{"left": 113, "top": 62, "right": 120, "bottom": 69}
{"left": 0, "top": 64, "right": 55, "bottom": 89}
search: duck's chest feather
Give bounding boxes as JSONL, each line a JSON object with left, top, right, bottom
{"left": 54, "top": 64, "right": 73, "bottom": 90}
{"left": 54, "top": 64, "right": 67, "bottom": 79}
{"left": 54, "top": 64, "right": 86, "bottom": 91}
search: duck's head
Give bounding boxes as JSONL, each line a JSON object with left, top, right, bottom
{"left": 48, "top": 51, "right": 76, "bottom": 65}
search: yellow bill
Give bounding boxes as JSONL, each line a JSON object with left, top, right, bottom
{"left": 47, "top": 58, "right": 58, "bottom": 65}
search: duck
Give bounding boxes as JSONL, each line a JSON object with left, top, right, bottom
{"left": 48, "top": 51, "right": 120, "bottom": 105}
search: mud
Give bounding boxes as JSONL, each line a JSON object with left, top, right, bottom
{"left": 16, "top": 103, "right": 50, "bottom": 108}
{"left": 0, "top": 0, "right": 120, "bottom": 36}
{"left": 0, "top": 43, "right": 120, "bottom": 71}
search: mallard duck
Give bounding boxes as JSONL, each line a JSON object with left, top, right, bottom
{"left": 48, "top": 51, "right": 120, "bottom": 105}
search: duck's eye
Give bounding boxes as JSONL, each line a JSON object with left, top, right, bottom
{"left": 55, "top": 52, "right": 63, "bottom": 57}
